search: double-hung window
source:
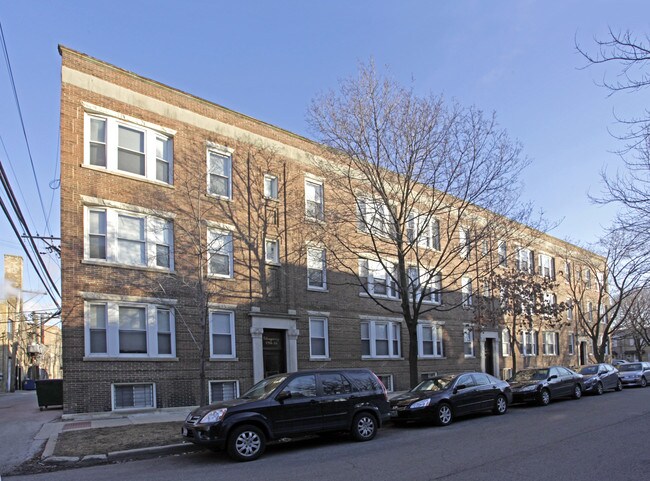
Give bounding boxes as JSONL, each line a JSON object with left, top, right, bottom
{"left": 501, "top": 328, "right": 511, "bottom": 356}
{"left": 207, "top": 228, "right": 233, "bottom": 277}
{"left": 210, "top": 381, "right": 239, "bottom": 403}
{"left": 305, "top": 178, "right": 324, "bottom": 221}
{"left": 407, "top": 212, "right": 440, "bottom": 250}
{"left": 210, "top": 310, "right": 236, "bottom": 359}
{"left": 208, "top": 149, "right": 232, "bottom": 199}
{"left": 542, "top": 331, "right": 559, "bottom": 355}
{"left": 459, "top": 227, "right": 471, "bottom": 259}
{"left": 568, "top": 333, "right": 576, "bottom": 355}
{"left": 407, "top": 267, "right": 441, "bottom": 304}
{"left": 361, "top": 320, "right": 401, "bottom": 358}
{"left": 517, "top": 247, "right": 534, "bottom": 273}
{"left": 113, "top": 383, "right": 155, "bottom": 410}
{"left": 357, "top": 197, "right": 391, "bottom": 237}
{"left": 538, "top": 253, "right": 556, "bottom": 279}
{"left": 567, "top": 300, "right": 574, "bottom": 321}
{"left": 522, "top": 330, "right": 538, "bottom": 356}
{"left": 418, "top": 322, "right": 444, "bottom": 358}
{"left": 498, "top": 241, "right": 507, "bottom": 267}
{"left": 85, "top": 206, "right": 173, "bottom": 270}
{"left": 309, "top": 317, "right": 329, "bottom": 359}
{"left": 85, "top": 301, "right": 175, "bottom": 358}
{"left": 307, "top": 247, "right": 327, "bottom": 290}
{"left": 461, "top": 277, "right": 473, "bottom": 308}
{"left": 359, "top": 259, "right": 397, "bottom": 298}
{"left": 463, "top": 325, "right": 475, "bottom": 357}
{"left": 265, "top": 238, "right": 280, "bottom": 265}
{"left": 264, "top": 174, "right": 278, "bottom": 200}
{"left": 84, "top": 112, "right": 173, "bottom": 184}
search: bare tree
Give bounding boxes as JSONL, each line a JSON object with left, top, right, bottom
{"left": 561, "top": 232, "right": 649, "bottom": 363}
{"left": 618, "top": 288, "right": 650, "bottom": 360}
{"left": 578, "top": 29, "right": 650, "bottom": 249}
{"left": 150, "top": 143, "right": 304, "bottom": 405}
{"left": 477, "top": 267, "right": 566, "bottom": 374}
{"left": 307, "top": 62, "right": 536, "bottom": 387}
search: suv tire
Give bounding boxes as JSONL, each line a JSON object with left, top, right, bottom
{"left": 227, "top": 425, "right": 266, "bottom": 462}
{"left": 351, "top": 413, "right": 377, "bottom": 441}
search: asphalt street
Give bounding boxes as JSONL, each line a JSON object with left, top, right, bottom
{"left": 5, "top": 387, "right": 650, "bottom": 481}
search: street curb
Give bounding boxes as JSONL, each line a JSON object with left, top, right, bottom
{"left": 107, "top": 443, "right": 203, "bottom": 460}
{"left": 43, "top": 442, "right": 201, "bottom": 464}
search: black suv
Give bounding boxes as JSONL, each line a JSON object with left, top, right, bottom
{"left": 182, "top": 369, "right": 391, "bottom": 461}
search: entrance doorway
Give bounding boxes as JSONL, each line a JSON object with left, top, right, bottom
{"left": 263, "top": 329, "right": 287, "bottom": 377}
{"left": 484, "top": 338, "right": 495, "bottom": 376}
{"left": 580, "top": 341, "right": 588, "bottom": 365}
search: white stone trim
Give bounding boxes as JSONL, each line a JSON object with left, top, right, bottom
{"left": 80, "top": 195, "right": 176, "bottom": 219}
{"left": 80, "top": 291, "right": 177, "bottom": 305}
{"left": 81, "top": 101, "right": 176, "bottom": 135}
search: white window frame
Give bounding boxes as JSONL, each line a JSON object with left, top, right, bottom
{"left": 522, "top": 330, "right": 538, "bottom": 356}
{"left": 207, "top": 228, "right": 234, "bottom": 278}
{"left": 305, "top": 177, "right": 324, "bottom": 221}
{"left": 84, "top": 206, "right": 174, "bottom": 270}
{"left": 501, "top": 328, "right": 511, "bottom": 357}
{"left": 517, "top": 247, "right": 534, "bottom": 273}
{"left": 359, "top": 258, "right": 398, "bottom": 299}
{"left": 542, "top": 331, "right": 559, "bottom": 355}
{"left": 407, "top": 267, "right": 441, "bottom": 305}
{"left": 462, "top": 277, "right": 473, "bottom": 308}
{"left": 407, "top": 212, "right": 440, "bottom": 250}
{"left": 84, "top": 301, "right": 176, "bottom": 359}
{"left": 84, "top": 113, "right": 173, "bottom": 185}
{"left": 209, "top": 380, "right": 240, "bottom": 403}
{"left": 307, "top": 246, "right": 327, "bottom": 291}
{"left": 459, "top": 227, "right": 471, "bottom": 259}
{"left": 376, "top": 374, "right": 394, "bottom": 392}
{"left": 209, "top": 310, "right": 236, "bottom": 359}
{"left": 265, "top": 238, "right": 280, "bottom": 265}
{"left": 360, "top": 320, "right": 401, "bottom": 359}
{"left": 567, "top": 299, "right": 574, "bottom": 321}
{"left": 309, "top": 317, "right": 329, "bottom": 359}
{"left": 463, "top": 324, "right": 475, "bottom": 357}
{"left": 418, "top": 322, "right": 444, "bottom": 358}
{"left": 207, "top": 146, "right": 233, "bottom": 200}
{"left": 497, "top": 240, "right": 507, "bottom": 267}
{"left": 357, "top": 197, "right": 392, "bottom": 238}
{"left": 568, "top": 333, "right": 576, "bottom": 355}
{"left": 538, "top": 253, "right": 555, "bottom": 279}
{"left": 264, "top": 174, "right": 278, "bottom": 200}
{"left": 112, "top": 383, "right": 156, "bottom": 411}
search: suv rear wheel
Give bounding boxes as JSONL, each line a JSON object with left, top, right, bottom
{"left": 227, "top": 425, "right": 266, "bottom": 462}
{"left": 351, "top": 413, "right": 377, "bottom": 441}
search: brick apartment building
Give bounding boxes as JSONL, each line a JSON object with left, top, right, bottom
{"left": 59, "top": 46, "right": 606, "bottom": 414}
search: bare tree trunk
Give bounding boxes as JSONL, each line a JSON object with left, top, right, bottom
{"left": 408, "top": 326, "right": 419, "bottom": 388}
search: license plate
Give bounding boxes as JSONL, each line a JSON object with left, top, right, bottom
{"left": 181, "top": 427, "right": 188, "bottom": 436}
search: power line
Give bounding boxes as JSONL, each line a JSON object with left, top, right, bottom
{"left": 0, "top": 18, "right": 52, "bottom": 236}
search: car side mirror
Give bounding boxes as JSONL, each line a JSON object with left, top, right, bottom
{"left": 548, "top": 375, "right": 558, "bottom": 381}
{"left": 276, "top": 390, "right": 292, "bottom": 403}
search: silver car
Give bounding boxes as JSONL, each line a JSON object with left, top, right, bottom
{"left": 617, "top": 362, "right": 650, "bottom": 387}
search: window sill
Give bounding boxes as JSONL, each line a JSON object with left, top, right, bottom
{"left": 84, "top": 356, "right": 179, "bottom": 362}
{"left": 265, "top": 261, "right": 281, "bottom": 267}
{"left": 206, "top": 192, "right": 233, "bottom": 202}
{"left": 307, "top": 287, "right": 328, "bottom": 293}
{"left": 207, "top": 274, "right": 236, "bottom": 281}
{"left": 309, "top": 357, "right": 331, "bottom": 361}
{"left": 361, "top": 356, "right": 403, "bottom": 361}
{"left": 464, "top": 355, "right": 476, "bottom": 359}
{"left": 418, "top": 356, "right": 445, "bottom": 360}
{"left": 209, "top": 357, "right": 239, "bottom": 362}
{"left": 305, "top": 216, "right": 325, "bottom": 225}
{"left": 358, "top": 292, "right": 400, "bottom": 301}
{"left": 81, "top": 164, "right": 175, "bottom": 189}
{"left": 81, "top": 259, "right": 175, "bottom": 274}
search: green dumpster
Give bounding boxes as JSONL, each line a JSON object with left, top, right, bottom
{"left": 35, "top": 379, "right": 63, "bottom": 410}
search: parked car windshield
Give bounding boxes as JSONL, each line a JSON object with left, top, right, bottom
{"left": 512, "top": 369, "right": 549, "bottom": 381}
{"left": 240, "top": 375, "right": 288, "bottom": 400}
{"left": 618, "top": 363, "right": 642, "bottom": 372}
{"left": 411, "top": 375, "right": 455, "bottom": 392}
{"left": 580, "top": 366, "right": 598, "bottom": 375}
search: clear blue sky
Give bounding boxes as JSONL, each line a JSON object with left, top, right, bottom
{"left": 1, "top": 1, "right": 649, "bottom": 310}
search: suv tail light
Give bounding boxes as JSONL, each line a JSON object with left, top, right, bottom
{"left": 373, "top": 373, "right": 389, "bottom": 401}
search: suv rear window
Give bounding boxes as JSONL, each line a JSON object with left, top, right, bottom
{"left": 344, "top": 370, "right": 381, "bottom": 392}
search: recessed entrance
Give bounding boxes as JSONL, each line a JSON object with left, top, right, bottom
{"left": 484, "top": 338, "right": 495, "bottom": 376}
{"left": 580, "top": 341, "right": 588, "bottom": 365}
{"left": 263, "top": 329, "right": 287, "bottom": 377}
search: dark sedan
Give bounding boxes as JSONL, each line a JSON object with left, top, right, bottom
{"left": 509, "top": 366, "right": 583, "bottom": 406}
{"left": 579, "top": 363, "right": 622, "bottom": 394}
{"left": 390, "top": 372, "right": 512, "bottom": 426}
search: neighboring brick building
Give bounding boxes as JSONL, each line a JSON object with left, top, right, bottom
{"left": 59, "top": 46, "right": 606, "bottom": 414}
